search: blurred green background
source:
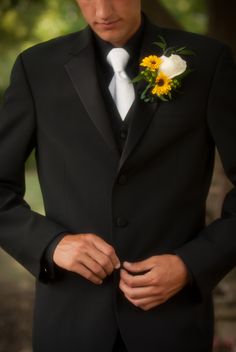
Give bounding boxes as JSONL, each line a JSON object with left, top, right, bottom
{"left": 0, "top": 0, "right": 236, "bottom": 351}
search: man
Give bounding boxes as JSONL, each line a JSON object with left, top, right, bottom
{"left": 0, "top": 0, "right": 235, "bottom": 351}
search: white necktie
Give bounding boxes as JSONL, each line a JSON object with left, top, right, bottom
{"left": 106, "top": 48, "right": 135, "bottom": 120}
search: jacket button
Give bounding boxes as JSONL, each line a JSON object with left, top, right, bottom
{"left": 117, "top": 174, "right": 127, "bottom": 185}
{"left": 115, "top": 217, "right": 128, "bottom": 227}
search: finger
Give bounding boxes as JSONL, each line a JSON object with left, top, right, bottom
{"left": 128, "top": 296, "right": 163, "bottom": 311}
{"left": 77, "top": 253, "right": 108, "bottom": 279}
{"left": 127, "top": 296, "right": 158, "bottom": 306}
{"left": 120, "top": 268, "right": 154, "bottom": 287}
{"left": 141, "top": 301, "right": 163, "bottom": 311}
{"left": 123, "top": 257, "right": 156, "bottom": 273}
{"left": 71, "top": 261, "right": 103, "bottom": 285}
{"left": 91, "top": 235, "right": 121, "bottom": 269}
{"left": 119, "top": 279, "right": 156, "bottom": 299}
{"left": 86, "top": 244, "right": 115, "bottom": 275}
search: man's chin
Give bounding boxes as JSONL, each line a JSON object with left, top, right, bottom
{"left": 94, "top": 30, "right": 123, "bottom": 46}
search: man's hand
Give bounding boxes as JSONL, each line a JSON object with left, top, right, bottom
{"left": 53, "top": 233, "right": 121, "bottom": 285}
{"left": 119, "top": 254, "right": 190, "bottom": 311}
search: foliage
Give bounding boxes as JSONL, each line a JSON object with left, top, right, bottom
{"left": 160, "top": 0, "right": 207, "bottom": 34}
{"left": 0, "top": 0, "right": 85, "bottom": 99}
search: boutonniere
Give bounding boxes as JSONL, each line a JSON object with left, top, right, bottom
{"left": 132, "top": 35, "right": 195, "bottom": 102}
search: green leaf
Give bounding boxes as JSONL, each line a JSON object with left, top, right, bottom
{"left": 141, "top": 88, "right": 148, "bottom": 100}
{"left": 163, "top": 48, "right": 177, "bottom": 56}
{"left": 131, "top": 74, "right": 143, "bottom": 83}
{"left": 158, "top": 35, "right": 167, "bottom": 45}
{"left": 165, "top": 46, "right": 176, "bottom": 53}
{"left": 178, "top": 49, "right": 196, "bottom": 56}
{"left": 153, "top": 41, "right": 166, "bottom": 50}
{"left": 175, "top": 46, "right": 186, "bottom": 52}
{"left": 159, "top": 95, "right": 169, "bottom": 102}
{"left": 140, "top": 82, "right": 153, "bottom": 100}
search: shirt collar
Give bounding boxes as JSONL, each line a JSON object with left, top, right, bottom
{"left": 92, "top": 14, "right": 145, "bottom": 68}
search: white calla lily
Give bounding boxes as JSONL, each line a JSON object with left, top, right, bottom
{"left": 159, "top": 54, "right": 187, "bottom": 79}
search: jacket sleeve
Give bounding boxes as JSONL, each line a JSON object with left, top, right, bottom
{"left": 175, "top": 44, "right": 236, "bottom": 300}
{"left": 0, "top": 54, "right": 68, "bottom": 281}
{"left": 41, "top": 232, "right": 67, "bottom": 281}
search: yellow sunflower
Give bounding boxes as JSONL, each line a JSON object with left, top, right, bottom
{"left": 140, "top": 55, "right": 162, "bottom": 71}
{"left": 152, "top": 72, "right": 172, "bottom": 96}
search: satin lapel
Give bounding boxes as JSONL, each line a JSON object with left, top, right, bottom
{"left": 118, "top": 94, "right": 159, "bottom": 173}
{"left": 65, "top": 27, "right": 120, "bottom": 160}
{"left": 117, "top": 20, "right": 164, "bottom": 173}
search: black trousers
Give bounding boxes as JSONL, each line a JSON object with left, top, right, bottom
{"left": 112, "top": 330, "right": 128, "bottom": 352}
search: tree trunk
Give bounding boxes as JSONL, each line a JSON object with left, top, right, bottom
{"left": 206, "top": 0, "right": 235, "bottom": 224}
{"left": 141, "top": 0, "right": 182, "bottom": 29}
{"left": 207, "top": 0, "right": 236, "bottom": 58}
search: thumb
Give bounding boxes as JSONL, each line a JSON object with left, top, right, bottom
{"left": 123, "top": 257, "right": 155, "bottom": 273}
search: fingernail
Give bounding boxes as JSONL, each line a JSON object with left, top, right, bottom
{"left": 123, "top": 261, "right": 131, "bottom": 266}
{"left": 115, "top": 262, "right": 121, "bottom": 269}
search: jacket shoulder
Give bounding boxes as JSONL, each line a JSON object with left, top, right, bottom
{"left": 20, "top": 27, "right": 86, "bottom": 61}
{"left": 157, "top": 25, "right": 229, "bottom": 55}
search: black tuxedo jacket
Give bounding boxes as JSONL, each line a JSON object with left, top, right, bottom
{"left": 0, "top": 18, "right": 236, "bottom": 352}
